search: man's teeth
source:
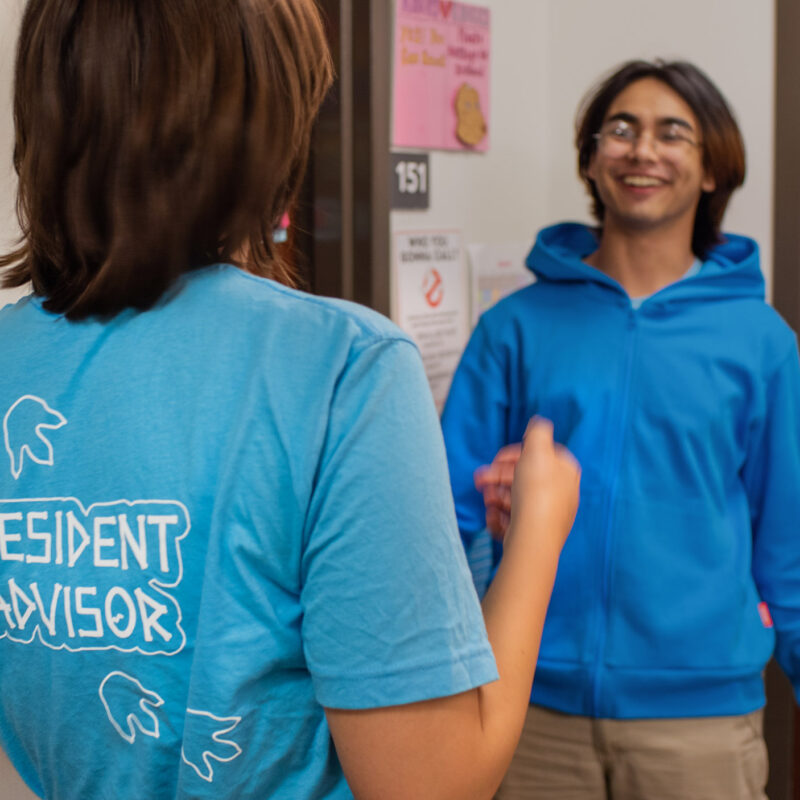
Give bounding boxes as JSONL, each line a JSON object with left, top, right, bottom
{"left": 622, "top": 176, "right": 662, "bottom": 187}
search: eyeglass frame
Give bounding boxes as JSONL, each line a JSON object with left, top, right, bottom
{"left": 592, "top": 117, "right": 703, "bottom": 157}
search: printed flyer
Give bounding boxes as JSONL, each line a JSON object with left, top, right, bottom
{"left": 467, "top": 242, "right": 533, "bottom": 325}
{"left": 394, "top": 230, "right": 470, "bottom": 411}
{"left": 392, "top": 0, "right": 491, "bottom": 152}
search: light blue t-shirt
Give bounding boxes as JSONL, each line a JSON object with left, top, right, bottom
{"left": 630, "top": 258, "right": 703, "bottom": 309}
{"left": 0, "top": 266, "right": 497, "bottom": 799}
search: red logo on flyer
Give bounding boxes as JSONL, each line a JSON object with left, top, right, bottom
{"left": 758, "top": 601, "right": 773, "bottom": 628}
{"left": 439, "top": 1, "right": 453, "bottom": 20}
{"left": 423, "top": 268, "right": 444, "bottom": 308}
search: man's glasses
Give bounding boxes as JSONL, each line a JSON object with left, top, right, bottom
{"left": 593, "top": 119, "right": 701, "bottom": 158}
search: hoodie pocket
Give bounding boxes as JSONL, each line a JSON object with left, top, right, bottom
{"left": 603, "top": 496, "right": 774, "bottom": 671}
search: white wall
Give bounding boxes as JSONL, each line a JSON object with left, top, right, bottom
{"left": 0, "top": 0, "right": 27, "bottom": 308}
{"left": 0, "top": 4, "right": 35, "bottom": 794}
{"left": 391, "top": 0, "right": 776, "bottom": 302}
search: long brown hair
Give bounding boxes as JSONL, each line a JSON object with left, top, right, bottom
{"left": 1, "top": 0, "right": 333, "bottom": 319}
{"left": 575, "top": 60, "right": 745, "bottom": 258}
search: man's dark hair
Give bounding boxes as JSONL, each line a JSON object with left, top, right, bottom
{"left": 575, "top": 59, "right": 746, "bottom": 258}
{"left": 0, "top": 0, "right": 334, "bottom": 319}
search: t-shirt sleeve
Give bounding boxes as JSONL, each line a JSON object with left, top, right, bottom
{"left": 300, "top": 337, "right": 498, "bottom": 709}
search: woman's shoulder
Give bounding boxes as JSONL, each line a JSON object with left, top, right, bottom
{"left": 189, "top": 265, "right": 411, "bottom": 350}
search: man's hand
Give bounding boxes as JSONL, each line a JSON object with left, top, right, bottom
{"left": 474, "top": 444, "right": 522, "bottom": 540}
{"left": 474, "top": 420, "right": 580, "bottom": 547}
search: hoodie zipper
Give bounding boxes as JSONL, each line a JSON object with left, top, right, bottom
{"left": 591, "top": 304, "right": 639, "bottom": 715}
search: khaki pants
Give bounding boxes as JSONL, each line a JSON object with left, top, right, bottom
{"left": 495, "top": 705, "right": 768, "bottom": 800}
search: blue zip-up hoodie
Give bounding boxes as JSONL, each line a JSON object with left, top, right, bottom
{"left": 442, "top": 222, "right": 800, "bottom": 719}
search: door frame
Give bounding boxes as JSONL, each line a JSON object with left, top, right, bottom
{"left": 768, "top": 2, "right": 800, "bottom": 799}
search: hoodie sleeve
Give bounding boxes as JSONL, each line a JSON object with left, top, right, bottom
{"left": 744, "top": 342, "right": 800, "bottom": 703}
{"left": 440, "top": 317, "right": 510, "bottom": 550}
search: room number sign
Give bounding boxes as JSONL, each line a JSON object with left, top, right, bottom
{"left": 391, "top": 152, "right": 430, "bottom": 209}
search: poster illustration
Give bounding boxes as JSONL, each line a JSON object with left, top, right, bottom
{"left": 394, "top": 230, "right": 470, "bottom": 411}
{"left": 467, "top": 242, "right": 533, "bottom": 325}
{"left": 392, "top": 0, "right": 491, "bottom": 152}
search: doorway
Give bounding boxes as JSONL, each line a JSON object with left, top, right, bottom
{"left": 770, "top": 2, "right": 800, "bottom": 794}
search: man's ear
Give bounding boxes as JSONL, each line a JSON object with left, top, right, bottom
{"left": 585, "top": 154, "right": 597, "bottom": 182}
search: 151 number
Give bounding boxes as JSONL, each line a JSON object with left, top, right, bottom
{"left": 395, "top": 160, "right": 428, "bottom": 194}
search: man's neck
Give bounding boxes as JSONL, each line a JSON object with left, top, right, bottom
{"left": 584, "top": 220, "right": 698, "bottom": 299}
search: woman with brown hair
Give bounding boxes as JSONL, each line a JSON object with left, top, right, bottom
{"left": 0, "top": 2, "right": 578, "bottom": 798}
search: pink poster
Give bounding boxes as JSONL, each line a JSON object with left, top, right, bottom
{"left": 392, "top": 0, "right": 491, "bottom": 152}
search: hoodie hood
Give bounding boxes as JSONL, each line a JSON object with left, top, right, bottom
{"left": 526, "top": 222, "right": 765, "bottom": 304}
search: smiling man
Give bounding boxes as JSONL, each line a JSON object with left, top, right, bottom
{"left": 441, "top": 60, "right": 800, "bottom": 800}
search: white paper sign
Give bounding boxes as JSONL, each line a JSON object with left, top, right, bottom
{"left": 394, "top": 230, "right": 470, "bottom": 411}
{"left": 467, "top": 241, "right": 533, "bottom": 325}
